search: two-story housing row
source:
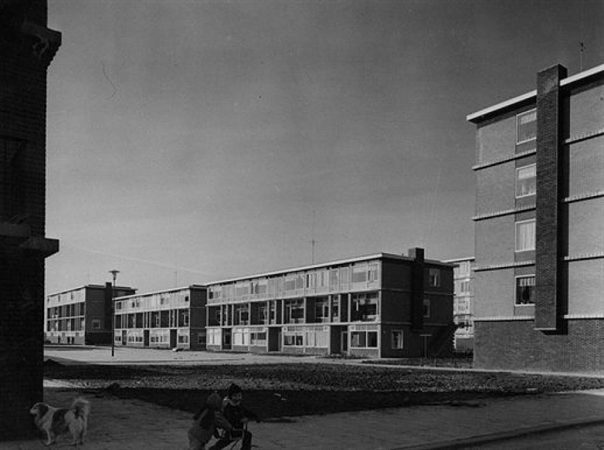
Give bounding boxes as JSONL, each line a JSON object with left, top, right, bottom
{"left": 203, "top": 249, "right": 454, "bottom": 358}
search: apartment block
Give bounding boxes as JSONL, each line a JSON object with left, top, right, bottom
{"left": 114, "top": 285, "right": 207, "bottom": 350}
{"left": 205, "top": 249, "right": 454, "bottom": 358}
{"left": 445, "top": 257, "right": 475, "bottom": 352}
{"left": 468, "top": 63, "right": 604, "bottom": 372}
{"left": 0, "top": 0, "right": 61, "bottom": 439}
{"left": 46, "top": 284, "right": 136, "bottom": 345}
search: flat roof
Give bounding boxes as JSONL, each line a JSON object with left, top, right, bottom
{"left": 115, "top": 284, "right": 207, "bottom": 301}
{"left": 207, "top": 252, "right": 453, "bottom": 286}
{"left": 467, "top": 63, "right": 604, "bottom": 123}
{"left": 443, "top": 256, "right": 475, "bottom": 263}
{"left": 48, "top": 284, "right": 136, "bottom": 297}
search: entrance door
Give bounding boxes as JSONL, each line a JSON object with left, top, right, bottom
{"left": 121, "top": 330, "right": 127, "bottom": 345}
{"left": 268, "top": 328, "right": 281, "bottom": 352}
{"left": 143, "top": 330, "right": 150, "bottom": 347}
{"left": 170, "top": 329, "right": 177, "bottom": 348}
{"left": 341, "top": 331, "right": 348, "bottom": 353}
{"left": 222, "top": 329, "right": 232, "bottom": 350}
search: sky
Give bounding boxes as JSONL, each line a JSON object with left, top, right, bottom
{"left": 45, "top": 0, "right": 604, "bottom": 295}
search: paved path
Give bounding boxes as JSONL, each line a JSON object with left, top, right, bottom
{"left": 4, "top": 347, "right": 603, "bottom": 449}
{"left": 4, "top": 387, "right": 604, "bottom": 449}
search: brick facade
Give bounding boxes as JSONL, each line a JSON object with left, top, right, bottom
{"left": 474, "top": 319, "right": 603, "bottom": 372}
{"left": 535, "top": 65, "right": 566, "bottom": 331}
{"left": 0, "top": 0, "right": 60, "bottom": 440}
{"left": 469, "top": 64, "right": 604, "bottom": 373}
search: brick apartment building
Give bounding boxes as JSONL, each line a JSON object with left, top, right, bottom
{"left": 113, "top": 285, "right": 207, "bottom": 350}
{"left": 0, "top": 0, "right": 61, "bottom": 439}
{"left": 45, "top": 284, "right": 136, "bottom": 345}
{"left": 445, "top": 257, "right": 475, "bottom": 352}
{"left": 468, "top": 63, "right": 604, "bottom": 372}
{"left": 205, "top": 249, "right": 454, "bottom": 358}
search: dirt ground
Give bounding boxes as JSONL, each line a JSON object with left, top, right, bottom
{"left": 44, "top": 360, "right": 604, "bottom": 419}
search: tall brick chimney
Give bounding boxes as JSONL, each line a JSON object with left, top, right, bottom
{"left": 0, "top": 0, "right": 61, "bottom": 440}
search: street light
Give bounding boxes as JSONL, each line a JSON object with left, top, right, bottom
{"left": 109, "top": 270, "right": 120, "bottom": 357}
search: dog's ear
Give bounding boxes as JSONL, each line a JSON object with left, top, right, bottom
{"left": 36, "top": 403, "right": 49, "bottom": 416}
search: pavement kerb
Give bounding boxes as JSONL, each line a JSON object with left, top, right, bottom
{"left": 394, "top": 415, "right": 604, "bottom": 450}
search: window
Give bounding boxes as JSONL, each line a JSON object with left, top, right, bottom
{"left": 207, "top": 329, "right": 221, "bottom": 346}
{"left": 283, "top": 332, "right": 304, "bottom": 346}
{"left": 428, "top": 268, "right": 441, "bottom": 287}
{"left": 516, "top": 164, "right": 536, "bottom": 198}
{"left": 314, "top": 297, "right": 329, "bottom": 322}
{"left": 515, "top": 219, "right": 536, "bottom": 252}
{"left": 391, "top": 330, "right": 404, "bottom": 349}
{"left": 329, "top": 269, "right": 339, "bottom": 290}
{"left": 352, "top": 265, "right": 368, "bottom": 283}
{"left": 331, "top": 295, "right": 340, "bottom": 322}
{"left": 350, "top": 331, "right": 378, "bottom": 348}
{"left": 516, "top": 275, "right": 535, "bottom": 305}
{"left": 351, "top": 293, "right": 378, "bottom": 321}
{"left": 368, "top": 264, "right": 379, "bottom": 282}
{"left": 517, "top": 109, "right": 536, "bottom": 144}
{"left": 460, "top": 281, "right": 471, "bottom": 294}
{"left": 250, "top": 331, "right": 267, "bottom": 345}
{"left": 284, "top": 299, "right": 304, "bottom": 324}
{"left": 423, "top": 298, "right": 431, "bottom": 318}
{"left": 457, "top": 261, "right": 471, "bottom": 277}
{"left": 351, "top": 331, "right": 366, "bottom": 347}
{"left": 92, "top": 319, "right": 101, "bottom": 329}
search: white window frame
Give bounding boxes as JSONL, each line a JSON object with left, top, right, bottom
{"left": 423, "top": 298, "right": 431, "bottom": 318}
{"left": 515, "top": 275, "right": 536, "bottom": 306}
{"left": 391, "top": 330, "right": 404, "bottom": 349}
{"left": 515, "top": 164, "right": 537, "bottom": 198}
{"left": 516, "top": 109, "right": 537, "bottom": 144}
{"left": 428, "top": 268, "right": 441, "bottom": 288}
{"left": 515, "top": 219, "right": 536, "bottom": 252}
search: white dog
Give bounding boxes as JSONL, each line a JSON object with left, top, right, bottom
{"left": 30, "top": 397, "right": 90, "bottom": 446}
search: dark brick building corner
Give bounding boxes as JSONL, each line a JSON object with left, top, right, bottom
{"left": 0, "top": 0, "right": 61, "bottom": 440}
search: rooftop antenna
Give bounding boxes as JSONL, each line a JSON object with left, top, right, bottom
{"left": 579, "top": 0, "right": 585, "bottom": 72}
{"left": 311, "top": 210, "right": 317, "bottom": 264}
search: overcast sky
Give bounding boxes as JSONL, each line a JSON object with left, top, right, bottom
{"left": 45, "top": 0, "right": 604, "bottom": 294}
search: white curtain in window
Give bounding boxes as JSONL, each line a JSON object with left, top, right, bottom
{"left": 518, "top": 276, "right": 535, "bottom": 287}
{"left": 516, "top": 220, "right": 535, "bottom": 251}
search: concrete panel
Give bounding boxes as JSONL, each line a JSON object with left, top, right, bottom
{"left": 568, "top": 135, "right": 604, "bottom": 197}
{"left": 567, "top": 197, "right": 604, "bottom": 256}
{"left": 476, "top": 115, "right": 516, "bottom": 165}
{"left": 568, "top": 81, "right": 604, "bottom": 138}
{"left": 567, "top": 259, "right": 604, "bottom": 316}
{"left": 476, "top": 162, "right": 515, "bottom": 215}
{"left": 474, "top": 269, "right": 514, "bottom": 318}
{"left": 475, "top": 216, "right": 515, "bottom": 266}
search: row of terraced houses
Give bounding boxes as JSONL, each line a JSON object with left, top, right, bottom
{"left": 45, "top": 63, "right": 604, "bottom": 371}
{"left": 46, "top": 249, "right": 457, "bottom": 359}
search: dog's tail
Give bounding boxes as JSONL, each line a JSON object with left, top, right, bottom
{"left": 71, "top": 397, "right": 90, "bottom": 419}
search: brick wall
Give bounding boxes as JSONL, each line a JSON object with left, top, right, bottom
{"left": 474, "top": 319, "right": 603, "bottom": 372}
{"left": 534, "top": 64, "right": 566, "bottom": 331}
{"left": 0, "top": 0, "right": 60, "bottom": 440}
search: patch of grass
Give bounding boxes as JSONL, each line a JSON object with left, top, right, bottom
{"left": 44, "top": 362, "right": 604, "bottom": 418}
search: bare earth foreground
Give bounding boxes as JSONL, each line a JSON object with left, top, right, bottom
{"left": 44, "top": 354, "right": 604, "bottom": 419}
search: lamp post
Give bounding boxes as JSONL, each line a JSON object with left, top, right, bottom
{"left": 109, "top": 270, "right": 120, "bottom": 357}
